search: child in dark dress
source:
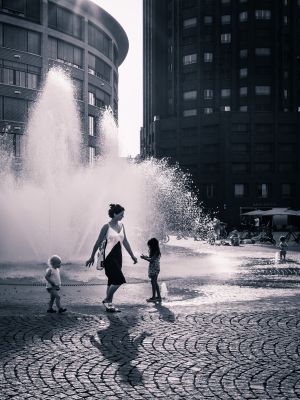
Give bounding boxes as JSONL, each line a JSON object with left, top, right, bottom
{"left": 141, "top": 238, "right": 161, "bottom": 302}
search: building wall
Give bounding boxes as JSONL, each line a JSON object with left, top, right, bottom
{"left": 143, "top": 0, "right": 300, "bottom": 225}
{"left": 0, "top": 0, "right": 128, "bottom": 168}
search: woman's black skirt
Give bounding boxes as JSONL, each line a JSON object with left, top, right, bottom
{"left": 103, "top": 241, "right": 126, "bottom": 285}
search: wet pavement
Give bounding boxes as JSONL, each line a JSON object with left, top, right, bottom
{"left": 0, "top": 239, "right": 300, "bottom": 399}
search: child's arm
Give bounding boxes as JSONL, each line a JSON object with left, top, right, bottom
{"left": 45, "top": 270, "right": 58, "bottom": 289}
{"left": 140, "top": 254, "right": 158, "bottom": 262}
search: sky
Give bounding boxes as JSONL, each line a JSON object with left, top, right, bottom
{"left": 92, "top": 0, "right": 142, "bottom": 157}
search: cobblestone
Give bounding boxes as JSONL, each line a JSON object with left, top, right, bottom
{"left": 0, "top": 309, "right": 299, "bottom": 399}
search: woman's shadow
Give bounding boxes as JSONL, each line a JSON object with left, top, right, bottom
{"left": 89, "top": 313, "right": 150, "bottom": 386}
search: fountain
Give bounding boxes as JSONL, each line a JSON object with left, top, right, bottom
{"left": 0, "top": 68, "right": 212, "bottom": 262}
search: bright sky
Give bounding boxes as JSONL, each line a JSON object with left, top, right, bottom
{"left": 92, "top": 0, "right": 142, "bottom": 157}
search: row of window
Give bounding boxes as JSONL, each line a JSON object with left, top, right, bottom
{"left": 0, "top": 59, "right": 40, "bottom": 90}
{"left": 0, "top": 23, "right": 41, "bottom": 55}
{"left": 183, "top": 10, "right": 272, "bottom": 29}
{"left": 0, "top": 0, "right": 40, "bottom": 23}
{"left": 88, "top": 85, "right": 110, "bottom": 108}
{"left": 183, "top": 86, "right": 271, "bottom": 101}
{"left": 205, "top": 183, "right": 295, "bottom": 199}
{"left": 0, "top": 96, "right": 32, "bottom": 122}
{"left": 183, "top": 48, "right": 271, "bottom": 65}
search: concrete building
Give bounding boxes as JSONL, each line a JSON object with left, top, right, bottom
{"left": 0, "top": 0, "right": 128, "bottom": 168}
{"left": 142, "top": 0, "right": 300, "bottom": 226}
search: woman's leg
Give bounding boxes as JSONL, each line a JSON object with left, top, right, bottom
{"left": 106, "top": 284, "right": 121, "bottom": 303}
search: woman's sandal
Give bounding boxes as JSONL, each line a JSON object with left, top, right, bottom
{"left": 105, "top": 303, "right": 121, "bottom": 313}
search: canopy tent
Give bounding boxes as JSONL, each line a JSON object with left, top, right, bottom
{"left": 241, "top": 208, "right": 300, "bottom": 217}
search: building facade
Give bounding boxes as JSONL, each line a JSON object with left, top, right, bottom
{"left": 142, "top": 0, "right": 300, "bottom": 225}
{"left": 0, "top": 0, "right": 128, "bottom": 168}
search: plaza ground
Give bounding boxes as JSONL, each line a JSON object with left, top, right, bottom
{"left": 0, "top": 238, "right": 299, "bottom": 399}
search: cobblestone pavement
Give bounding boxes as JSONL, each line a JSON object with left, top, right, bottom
{"left": 1, "top": 306, "right": 300, "bottom": 399}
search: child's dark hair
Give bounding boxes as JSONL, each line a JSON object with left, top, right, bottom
{"left": 147, "top": 238, "right": 161, "bottom": 257}
{"left": 280, "top": 236, "right": 286, "bottom": 242}
{"left": 108, "top": 203, "right": 125, "bottom": 218}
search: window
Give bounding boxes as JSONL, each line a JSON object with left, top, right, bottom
{"left": 204, "top": 163, "right": 219, "bottom": 172}
{"left": 255, "top": 86, "right": 271, "bottom": 95}
{"left": 232, "top": 163, "right": 249, "bottom": 173}
{"left": 204, "top": 16, "right": 213, "bottom": 24}
{"left": 204, "top": 52, "right": 213, "bottom": 62}
{"left": 221, "top": 89, "right": 231, "bottom": 97}
{"left": 204, "top": 107, "right": 213, "bottom": 114}
{"left": 257, "top": 183, "right": 269, "bottom": 198}
{"left": 2, "top": 24, "right": 41, "bottom": 55}
{"left": 240, "top": 87, "right": 248, "bottom": 96}
{"left": 88, "top": 53, "right": 111, "bottom": 82}
{"left": 240, "top": 49, "right": 248, "bottom": 58}
{"left": 255, "top": 163, "right": 272, "bottom": 172}
{"left": 221, "top": 33, "right": 231, "bottom": 43}
{"left": 239, "top": 105, "right": 248, "bottom": 112}
{"left": 183, "top": 54, "right": 197, "bottom": 65}
{"left": 88, "top": 92, "right": 96, "bottom": 106}
{"left": 204, "top": 89, "right": 213, "bottom": 99}
{"left": 220, "top": 106, "right": 231, "bottom": 112}
{"left": 279, "top": 163, "right": 295, "bottom": 172}
{"left": 206, "top": 184, "right": 215, "bottom": 198}
{"left": 13, "top": 134, "right": 21, "bottom": 157}
{"left": 3, "top": 97, "right": 27, "bottom": 121}
{"left": 221, "top": 15, "right": 231, "bottom": 24}
{"left": 255, "top": 143, "right": 272, "bottom": 153}
{"left": 88, "top": 22, "right": 112, "bottom": 59}
{"left": 255, "top": 48, "right": 271, "bottom": 56}
{"left": 27, "top": 73, "right": 38, "bottom": 89}
{"left": 232, "top": 143, "right": 248, "bottom": 152}
{"left": 48, "top": 37, "right": 83, "bottom": 68}
{"left": 183, "top": 109, "right": 197, "bottom": 117}
{"left": 221, "top": 0, "right": 231, "bottom": 4}
{"left": 239, "top": 12, "right": 248, "bottom": 22}
{"left": 48, "top": 3, "right": 83, "bottom": 39}
{"left": 240, "top": 68, "right": 248, "bottom": 78}
{"left": 183, "top": 17, "right": 197, "bottom": 28}
{"left": 88, "top": 115, "right": 95, "bottom": 136}
{"left": 72, "top": 79, "right": 83, "bottom": 100}
{"left": 255, "top": 10, "right": 271, "bottom": 20}
{"left": 183, "top": 90, "right": 197, "bottom": 100}
{"left": 284, "top": 89, "right": 288, "bottom": 99}
{"left": 281, "top": 184, "right": 292, "bottom": 198}
{"left": 89, "top": 146, "right": 95, "bottom": 165}
{"left": 234, "top": 184, "right": 246, "bottom": 197}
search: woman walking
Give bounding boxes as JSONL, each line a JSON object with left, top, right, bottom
{"left": 86, "top": 204, "right": 137, "bottom": 312}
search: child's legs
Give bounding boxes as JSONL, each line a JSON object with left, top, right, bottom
{"left": 151, "top": 275, "right": 160, "bottom": 298}
{"left": 48, "top": 289, "right": 55, "bottom": 309}
{"left": 52, "top": 289, "right": 62, "bottom": 309}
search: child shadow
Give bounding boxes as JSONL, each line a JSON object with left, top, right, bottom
{"left": 153, "top": 302, "right": 176, "bottom": 323}
{"left": 89, "top": 313, "right": 150, "bottom": 386}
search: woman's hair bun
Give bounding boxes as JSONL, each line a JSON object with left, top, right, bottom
{"left": 108, "top": 203, "right": 125, "bottom": 218}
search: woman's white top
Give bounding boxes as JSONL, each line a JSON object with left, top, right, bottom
{"left": 105, "top": 222, "right": 125, "bottom": 258}
{"left": 46, "top": 267, "right": 61, "bottom": 288}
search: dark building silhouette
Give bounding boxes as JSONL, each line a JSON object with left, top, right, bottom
{"left": 142, "top": 0, "right": 300, "bottom": 225}
{"left": 0, "top": 0, "right": 128, "bottom": 168}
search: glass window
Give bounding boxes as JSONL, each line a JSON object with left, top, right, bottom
{"left": 204, "top": 52, "right": 213, "bottom": 62}
{"left": 88, "top": 22, "right": 112, "bottom": 59}
{"left": 221, "top": 15, "right": 231, "bottom": 24}
{"left": 240, "top": 87, "right": 248, "bottom": 96}
{"left": 257, "top": 183, "right": 269, "bottom": 198}
{"left": 206, "top": 184, "right": 215, "bottom": 198}
{"left": 183, "top": 54, "right": 197, "bottom": 65}
{"left": 255, "top": 163, "right": 272, "bottom": 172}
{"left": 183, "top": 90, "right": 197, "bottom": 100}
{"left": 183, "top": 109, "right": 197, "bottom": 117}
{"left": 72, "top": 79, "right": 83, "bottom": 100}
{"left": 89, "top": 146, "right": 95, "bottom": 165}
{"left": 255, "top": 10, "right": 271, "bottom": 20}
{"left": 221, "top": 0, "right": 231, "bottom": 4}
{"left": 239, "top": 12, "right": 248, "bottom": 22}
{"left": 3, "top": 24, "right": 27, "bottom": 52}
{"left": 221, "top": 33, "right": 231, "bottom": 43}
{"left": 239, "top": 105, "right": 248, "bottom": 112}
{"left": 88, "top": 115, "right": 95, "bottom": 136}
{"left": 88, "top": 92, "right": 96, "bottom": 106}
{"left": 255, "top": 48, "right": 271, "bottom": 56}
{"left": 232, "top": 163, "right": 249, "bottom": 173}
{"left": 3, "top": 97, "right": 27, "bottom": 121}
{"left": 255, "top": 86, "right": 271, "bottom": 95}
{"left": 240, "top": 68, "right": 248, "bottom": 78}
{"left": 281, "top": 184, "right": 292, "bottom": 197}
{"left": 234, "top": 184, "right": 245, "bottom": 197}
{"left": 240, "top": 49, "right": 248, "bottom": 58}
{"left": 220, "top": 106, "right": 231, "bottom": 112}
{"left": 204, "top": 16, "right": 213, "bottom": 24}
{"left": 204, "top": 107, "right": 213, "bottom": 114}
{"left": 27, "top": 31, "right": 40, "bottom": 54}
{"left": 14, "top": 134, "right": 22, "bottom": 157}
{"left": 221, "top": 89, "right": 231, "bottom": 97}
{"left": 27, "top": 73, "right": 38, "bottom": 89}
{"left": 204, "top": 89, "right": 213, "bottom": 99}
{"left": 183, "top": 17, "right": 197, "bottom": 28}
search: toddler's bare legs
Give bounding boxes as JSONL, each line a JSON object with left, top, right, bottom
{"left": 48, "top": 288, "right": 62, "bottom": 309}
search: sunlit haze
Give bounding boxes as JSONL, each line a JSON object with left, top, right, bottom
{"left": 91, "top": 0, "right": 142, "bottom": 157}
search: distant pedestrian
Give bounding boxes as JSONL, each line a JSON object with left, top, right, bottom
{"left": 279, "top": 236, "right": 288, "bottom": 262}
{"left": 140, "top": 238, "right": 161, "bottom": 303}
{"left": 45, "top": 255, "right": 67, "bottom": 314}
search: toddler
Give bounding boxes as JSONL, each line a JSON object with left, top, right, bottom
{"left": 279, "top": 236, "right": 288, "bottom": 262}
{"left": 45, "top": 255, "right": 67, "bottom": 313}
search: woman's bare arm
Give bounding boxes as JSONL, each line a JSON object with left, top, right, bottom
{"left": 122, "top": 225, "right": 137, "bottom": 263}
{"left": 86, "top": 224, "right": 109, "bottom": 267}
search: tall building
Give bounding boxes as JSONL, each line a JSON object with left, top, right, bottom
{"left": 142, "top": 0, "right": 300, "bottom": 225}
{"left": 0, "top": 0, "right": 128, "bottom": 168}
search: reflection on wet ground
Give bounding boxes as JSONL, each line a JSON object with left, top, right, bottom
{"left": 0, "top": 240, "right": 299, "bottom": 309}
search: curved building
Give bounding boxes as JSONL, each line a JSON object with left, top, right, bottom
{"left": 0, "top": 0, "right": 128, "bottom": 167}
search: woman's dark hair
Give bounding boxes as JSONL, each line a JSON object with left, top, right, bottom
{"left": 108, "top": 203, "right": 125, "bottom": 218}
{"left": 147, "top": 238, "right": 161, "bottom": 257}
